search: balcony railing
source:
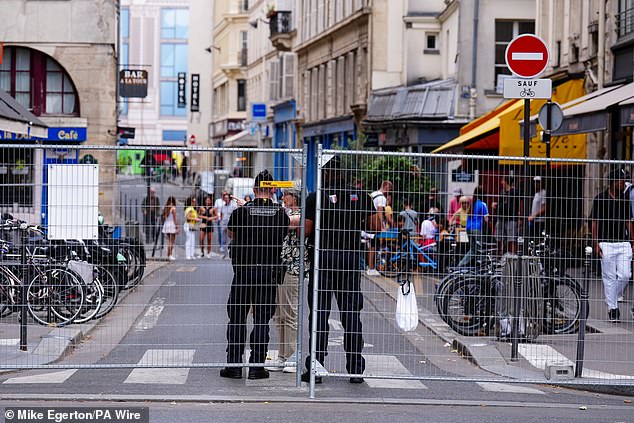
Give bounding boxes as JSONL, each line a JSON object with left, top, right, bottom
{"left": 616, "top": 6, "right": 634, "bottom": 38}
{"left": 269, "top": 11, "right": 292, "bottom": 36}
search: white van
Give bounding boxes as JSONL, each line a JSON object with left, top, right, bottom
{"left": 224, "top": 177, "right": 255, "bottom": 201}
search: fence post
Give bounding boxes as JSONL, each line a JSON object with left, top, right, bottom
{"left": 295, "top": 144, "right": 308, "bottom": 387}
{"left": 575, "top": 245, "right": 593, "bottom": 377}
{"left": 19, "top": 223, "right": 28, "bottom": 352}
{"left": 309, "top": 143, "right": 324, "bottom": 399}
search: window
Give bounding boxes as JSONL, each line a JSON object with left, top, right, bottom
{"left": 161, "top": 8, "right": 188, "bottom": 39}
{"left": 0, "top": 149, "right": 33, "bottom": 209}
{"left": 163, "top": 130, "right": 187, "bottom": 142}
{"left": 238, "top": 0, "right": 249, "bottom": 12}
{"left": 160, "top": 8, "right": 188, "bottom": 117}
{"left": 617, "top": 0, "right": 634, "bottom": 38}
{"left": 426, "top": 33, "right": 437, "bottom": 50}
{"left": 0, "top": 46, "right": 79, "bottom": 116}
{"left": 237, "top": 79, "right": 246, "bottom": 111}
{"left": 494, "top": 20, "right": 535, "bottom": 85}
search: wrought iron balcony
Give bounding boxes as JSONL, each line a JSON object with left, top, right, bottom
{"left": 616, "top": 6, "right": 634, "bottom": 39}
{"left": 269, "top": 11, "right": 294, "bottom": 51}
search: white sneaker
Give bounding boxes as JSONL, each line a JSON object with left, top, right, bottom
{"left": 168, "top": 255, "right": 176, "bottom": 261}
{"left": 282, "top": 365, "right": 297, "bottom": 373}
{"left": 618, "top": 296, "right": 624, "bottom": 303}
{"left": 185, "top": 256, "right": 192, "bottom": 260}
{"left": 264, "top": 357, "right": 284, "bottom": 372}
{"left": 366, "top": 269, "right": 380, "bottom": 276}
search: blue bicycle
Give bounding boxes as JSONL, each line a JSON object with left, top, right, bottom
{"left": 375, "top": 229, "right": 438, "bottom": 277}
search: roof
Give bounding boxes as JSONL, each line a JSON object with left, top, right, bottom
{"left": 0, "top": 89, "right": 48, "bottom": 137}
{"left": 365, "top": 79, "right": 457, "bottom": 122}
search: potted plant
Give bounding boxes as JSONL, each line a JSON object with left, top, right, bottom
{"left": 265, "top": 4, "right": 276, "bottom": 19}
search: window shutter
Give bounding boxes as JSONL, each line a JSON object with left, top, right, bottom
{"left": 269, "top": 59, "right": 280, "bottom": 102}
{"left": 282, "top": 52, "right": 297, "bottom": 99}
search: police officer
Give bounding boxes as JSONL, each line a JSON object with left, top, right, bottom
{"left": 302, "top": 156, "right": 376, "bottom": 384}
{"left": 219, "top": 170, "right": 290, "bottom": 380}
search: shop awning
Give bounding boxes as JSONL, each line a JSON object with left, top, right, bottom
{"left": 498, "top": 78, "right": 586, "bottom": 159}
{"left": 553, "top": 82, "right": 634, "bottom": 135}
{"left": 620, "top": 96, "right": 634, "bottom": 127}
{"left": 0, "top": 89, "right": 48, "bottom": 138}
{"left": 223, "top": 130, "right": 257, "bottom": 148}
{"left": 433, "top": 79, "right": 586, "bottom": 157}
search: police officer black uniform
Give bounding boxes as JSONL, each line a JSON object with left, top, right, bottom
{"left": 219, "top": 170, "right": 290, "bottom": 380}
{"left": 302, "top": 156, "right": 376, "bottom": 384}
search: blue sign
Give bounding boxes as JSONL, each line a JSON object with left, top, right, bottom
{"left": 0, "top": 127, "right": 87, "bottom": 142}
{"left": 252, "top": 103, "right": 267, "bottom": 121}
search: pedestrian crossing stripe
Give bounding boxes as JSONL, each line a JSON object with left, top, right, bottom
{"left": 3, "top": 369, "right": 78, "bottom": 384}
{"left": 477, "top": 382, "right": 545, "bottom": 395}
{"left": 363, "top": 355, "right": 427, "bottom": 389}
{"left": 124, "top": 349, "right": 195, "bottom": 384}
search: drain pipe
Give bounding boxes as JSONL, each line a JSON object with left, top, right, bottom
{"left": 469, "top": 0, "right": 480, "bottom": 120}
{"left": 598, "top": 0, "right": 605, "bottom": 89}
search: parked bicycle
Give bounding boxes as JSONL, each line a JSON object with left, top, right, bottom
{"left": 435, "top": 234, "right": 583, "bottom": 338}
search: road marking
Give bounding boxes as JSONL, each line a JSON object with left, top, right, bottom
{"left": 3, "top": 369, "right": 77, "bottom": 384}
{"left": 134, "top": 297, "right": 165, "bottom": 332}
{"left": 124, "top": 349, "right": 195, "bottom": 384}
{"left": 477, "top": 382, "right": 545, "bottom": 395}
{"left": 363, "top": 354, "right": 427, "bottom": 389}
{"left": 166, "top": 280, "right": 177, "bottom": 287}
{"left": 175, "top": 267, "right": 198, "bottom": 272}
{"left": 0, "top": 339, "right": 20, "bottom": 346}
{"left": 518, "top": 344, "right": 634, "bottom": 380}
{"left": 511, "top": 52, "right": 544, "bottom": 61}
{"left": 327, "top": 336, "right": 373, "bottom": 348}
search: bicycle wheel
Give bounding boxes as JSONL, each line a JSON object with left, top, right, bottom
{"left": 376, "top": 248, "right": 400, "bottom": 277}
{"left": 435, "top": 271, "right": 471, "bottom": 322}
{"left": 27, "top": 267, "right": 84, "bottom": 327}
{"left": 0, "top": 266, "right": 20, "bottom": 318}
{"left": 542, "top": 275, "right": 582, "bottom": 334}
{"left": 93, "top": 266, "right": 119, "bottom": 319}
{"left": 442, "top": 277, "right": 495, "bottom": 336}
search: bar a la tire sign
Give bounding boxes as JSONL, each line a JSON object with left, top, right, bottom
{"left": 503, "top": 34, "right": 552, "bottom": 99}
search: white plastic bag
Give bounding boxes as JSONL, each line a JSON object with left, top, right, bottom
{"left": 396, "top": 281, "right": 418, "bottom": 332}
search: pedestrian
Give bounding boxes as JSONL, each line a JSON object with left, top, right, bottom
{"left": 527, "top": 176, "right": 546, "bottom": 240}
{"left": 214, "top": 192, "right": 226, "bottom": 251}
{"left": 457, "top": 186, "right": 489, "bottom": 268}
{"left": 449, "top": 195, "right": 470, "bottom": 234}
{"left": 493, "top": 176, "right": 520, "bottom": 255}
{"left": 422, "top": 186, "right": 442, "bottom": 217}
{"left": 183, "top": 196, "right": 199, "bottom": 260}
{"left": 399, "top": 198, "right": 419, "bottom": 235}
{"left": 302, "top": 156, "right": 376, "bottom": 384}
{"left": 447, "top": 186, "right": 463, "bottom": 223}
{"left": 367, "top": 180, "right": 393, "bottom": 276}
{"left": 218, "top": 192, "right": 238, "bottom": 256}
{"left": 181, "top": 154, "right": 188, "bottom": 185}
{"left": 219, "top": 170, "right": 290, "bottom": 380}
{"left": 198, "top": 194, "right": 216, "bottom": 258}
{"left": 590, "top": 168, "right": 633, "bottom": 322}
{"left": 266, "top": 189, "right": 306, "bottom": 374}
{"left": 161, "top": 196, "right": 178, "bottom": 261}
{"left": 142, "top": 187, "right": 160, "bottom": 244}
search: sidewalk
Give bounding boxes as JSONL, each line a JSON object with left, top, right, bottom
{"left": 365, "top": 268, "right": 634, "bottom": 389}
{"left": 0, "top": 260, "right": 168, "bottom": 373}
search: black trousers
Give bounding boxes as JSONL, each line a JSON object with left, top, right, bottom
{"left": 226, "top": 267, "right": 277, "bottom": 364}
{"left": 305, "top": 251, "right": 365, "bottom": 375}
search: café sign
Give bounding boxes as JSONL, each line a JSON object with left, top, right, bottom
{"left": 0, "top": 127, "right": 87, "bottom": 142}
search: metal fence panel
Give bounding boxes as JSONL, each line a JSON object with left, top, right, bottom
{"left": 308, "top": 147, "right": 634, "bottom": 396}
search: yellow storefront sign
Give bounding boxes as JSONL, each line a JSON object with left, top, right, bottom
{"left": 259, "top": 181, "right": 295, "bottom": 188}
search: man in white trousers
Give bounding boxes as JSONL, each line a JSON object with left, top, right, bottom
{"left": 591, "top": 168, "right": 634, "bottom": 322}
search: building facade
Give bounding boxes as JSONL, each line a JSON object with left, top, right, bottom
{"left": 0, "top": 0, "right": 117, "bottom": 223}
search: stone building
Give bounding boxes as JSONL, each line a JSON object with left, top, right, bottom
{"left": 0, "top": 0, "right": 117, "bottom": 223}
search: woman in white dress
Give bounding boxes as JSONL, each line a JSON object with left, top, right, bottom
{"left": 161, "top": 196, "right": 178, "bottom": 260}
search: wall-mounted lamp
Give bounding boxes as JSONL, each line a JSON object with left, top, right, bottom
{"left": 248, "top": 18, "right": 269, "bottom": 29}
{"left": 205, "top": 45, "right": 221, "bottom": 53}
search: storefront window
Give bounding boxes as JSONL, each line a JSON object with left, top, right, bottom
{"left": 0, "top": 148, "right": 34, "bottom": 209}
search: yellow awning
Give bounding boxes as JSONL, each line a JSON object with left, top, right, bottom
{"left": 433, "top": 79, "right": 586, "bottom": 158}
{"left": 431, "top": 116, "right": 499, "bottom": 153}
{"left": 499, "top": 79, "right": 586, "bottom": 159}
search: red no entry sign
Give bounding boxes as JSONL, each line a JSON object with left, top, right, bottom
{"left": 505, "top": 34, "right": 550, "bottom": 79}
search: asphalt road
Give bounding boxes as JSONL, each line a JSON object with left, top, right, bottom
{"left": 0, "top": 257, "right": 632, "bottom": 418}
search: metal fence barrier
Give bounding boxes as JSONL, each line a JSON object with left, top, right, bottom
{"left": 1, "top": 143, "right": 633, "bottom": 398}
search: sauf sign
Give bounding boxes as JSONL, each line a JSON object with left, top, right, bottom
{"left": 119, "top": 69, "right": 148, "bottom": 98}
